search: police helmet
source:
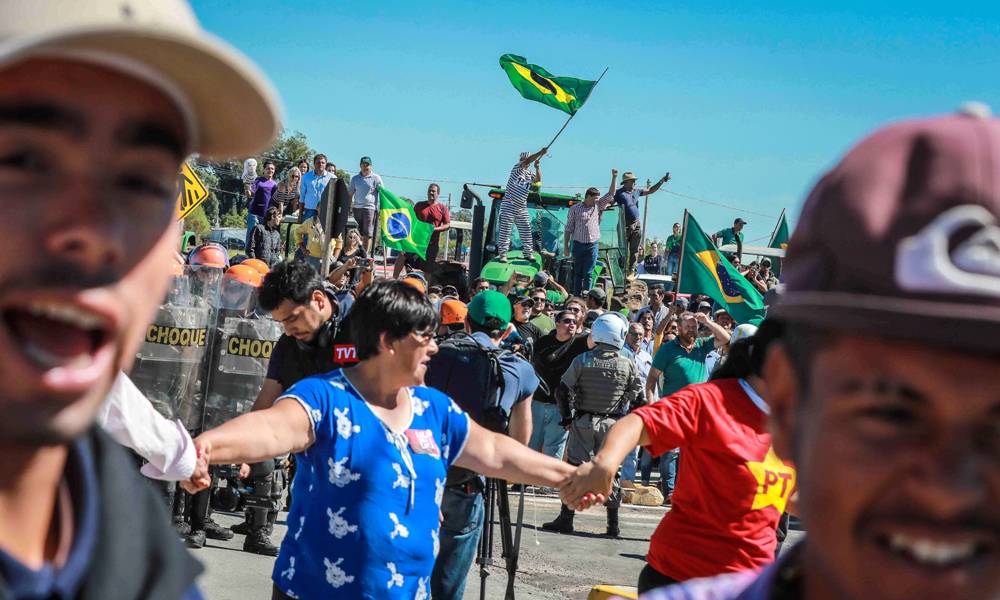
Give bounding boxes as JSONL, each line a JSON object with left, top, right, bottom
{"left": 591, "top": 313, "right": 628, "bottom": 349}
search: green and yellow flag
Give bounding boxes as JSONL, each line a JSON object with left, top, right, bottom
{"left": 499, "top": 54, "right": 596, "bottom": 115}
{"left": 679, "top": 212, "right": 767, "bottom": 325}
{"left": 379, "top": 187, "right": 434, "bottom": 259}
{"left": 768, "top": 209, "right": 790, "bottom": 277}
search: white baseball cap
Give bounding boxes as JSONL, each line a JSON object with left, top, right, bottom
{"left": 0, "top": 0, "right": 282, "bottom": 158}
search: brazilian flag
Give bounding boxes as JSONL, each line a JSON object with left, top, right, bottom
{"left": 379, "top": 187, "right": 434, "bottom": 259}
{"left": 768, "top": 210, "right": 790, "bottom": 277}
{"left": 679, "top": 213, "right": 766, "bottom": 325}
{"left": 499, "top": 54, "right": 596, "bottom": 115}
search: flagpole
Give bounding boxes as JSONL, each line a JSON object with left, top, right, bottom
{"left": 768, "top": 208, "right": 786, "bottom": 248}
{"left": 544, "top": 66, "right": 609, "bottom": 151}
{"left": 674, "top": 209, "right": 690, "bottom": 300}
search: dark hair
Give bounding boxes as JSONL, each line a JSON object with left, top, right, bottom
{"left": 313, "top": 153, "right": 327, "bottom": 162}
{"left": 349, "top": 280, "right": 438, "bottom": 360}
{"left": 468, "top": 318, "right": 504, "bottom": 339}
{"left": 262, "top": 160, "right": 276, "bottom": 169}
{"left": 555, "top": 309, "right": 576, "bottom": 322}
{"left": 585, "top": 187, "right": 600, "bottom": 197}
{"left": 710, "top": 339, "right": 755, "bottom": 380}
{"left": 428, "top": 183, "right": 440, "bottom": 193}
{"left": 265, "top": 205, "right": 281, "bottom": 220}
{"left": 259, "top": 260, "right": 324, "bottom": 311}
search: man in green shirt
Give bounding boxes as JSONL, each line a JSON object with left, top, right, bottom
{"left": 664, "top": 222, "right": 682, "bottom": 277}
{"left": 712, "top": 217, "right": 747, "bottom": 261}
{"left": 646, "top": 311, "right": 731, "bottom": 403}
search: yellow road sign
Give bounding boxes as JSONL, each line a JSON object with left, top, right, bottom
{"left": 175, "top": 162, "right": 209, "bottom": 221}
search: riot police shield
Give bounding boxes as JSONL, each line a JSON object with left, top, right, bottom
{"left": 130, "top": 266, "right": 219, "bottom": 430}
{"left": 201, "top": 277, "right": 283, "bottom": 430}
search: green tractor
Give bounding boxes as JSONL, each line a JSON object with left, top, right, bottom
{"left": 463, "top": 183, "right": 629, "bottom": 294}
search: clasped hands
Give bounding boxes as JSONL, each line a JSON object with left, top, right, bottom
{"left": 558, "top": 458, "right": 617, "bottom": 512}
{"left": 179, "top": 437, "right": 214, "bottom": 494}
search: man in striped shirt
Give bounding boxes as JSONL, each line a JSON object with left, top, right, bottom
{"left": 496, "top": 148, "right": 547, "bottom": 262}
{"left": 564, "top": 169, "right": 619, "bottom": 295}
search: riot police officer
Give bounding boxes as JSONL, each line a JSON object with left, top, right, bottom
{"left": 195, "top": 263, "right": 285, "bottom": 553}
{"left": 229, "top": 260, "right": 358, "bottom": 555}
{"left": 545, "top": 312, "right": 644, "bottom": 538}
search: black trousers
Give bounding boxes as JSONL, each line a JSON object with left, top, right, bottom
{"left": 638, "top": 563, "right": 679, "bottom": 595}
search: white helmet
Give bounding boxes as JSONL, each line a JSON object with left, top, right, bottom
{"left": 730, "top": 323, "right": 758, "bottom": 345}
{"left": 591, "top": 313, "right": 628, "bottom": 349}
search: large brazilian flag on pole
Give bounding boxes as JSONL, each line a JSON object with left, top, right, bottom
{"left": 499, "top": 54, "right": 597, "bottom": 115}
{"left": 677, "top": 211, "right": 767, "bottom": 325}
{"left": 379, "top": 187, "right": 434, "bottom": 259}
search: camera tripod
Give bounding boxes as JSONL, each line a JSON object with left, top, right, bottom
{"left": 477, "top": 478, "right": 526, "bottom": 600}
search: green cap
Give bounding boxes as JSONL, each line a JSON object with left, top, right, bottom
{"left": 468, "top": 290, "right": 512, "bottom": 328}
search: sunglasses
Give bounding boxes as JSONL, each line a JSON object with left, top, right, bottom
{"left": 517, "top": 298, "right": 535, "bottom": 308}
{"left": 558, "top": 318, "right": 576, "bottom": 325}
{"left": 565, "top": 306, "right": 583, "bottom": 313}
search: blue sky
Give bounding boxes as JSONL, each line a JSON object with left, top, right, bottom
{"left": 193, "top": 1, "right": 999, "bottom": 244}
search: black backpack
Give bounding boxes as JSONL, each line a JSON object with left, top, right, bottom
{"left": 425, "top": 333, "right": 508, "bottom": 434}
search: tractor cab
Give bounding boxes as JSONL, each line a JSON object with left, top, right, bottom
{"left": 470, "top": 186, "right": 629, "bottom": 294}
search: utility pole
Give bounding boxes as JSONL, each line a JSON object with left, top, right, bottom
{"left": 641, "top": 178, "right": 651, "bottom": 258}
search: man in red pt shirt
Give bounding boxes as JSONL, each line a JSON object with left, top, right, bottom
{"left": 561, "top": 328, "right": 795, "bottom": 593}
{"left": 394, "top": 182, "right": 450, "bottom": 277}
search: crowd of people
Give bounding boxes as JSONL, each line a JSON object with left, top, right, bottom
{"left": 2, "top": 3, "right": 998, "bottom": 600}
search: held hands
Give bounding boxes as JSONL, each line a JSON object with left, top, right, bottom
{"left": 180, "top": 437, "right": 213, "bottom": 494}
{"left": 661, "top": 173, "right": 671, "bottom": 184}
{"left": 611, "top": 168, "right": 619, "bottom": 179}
{"left": 559, "top": 460, "right": 614, "bottom": 511}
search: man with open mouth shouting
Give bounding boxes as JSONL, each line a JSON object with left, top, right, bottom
{"left": 625, "top": 104, "right": 1000, "bottom": 600}
{"left": 0, "top": 1, "right": 280, "bottom": 599}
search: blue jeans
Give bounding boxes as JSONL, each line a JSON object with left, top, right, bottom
{"left": 431, "top": 486, "right": 485, "bottom": 600}
{"left": 245, "top": 213, "right": 259, "bottom": 252}
{"left": 301, "top": 207, "right": 317, "bottom": 221}
{"left": 528, "top": 402, "right": 568, "bottom": 460}
{"left": 666, "top": 253, "right": 680, "bottom": 276}
{"left": 571, "top": 240, "right": 598, "bottom": 296}
{"left": 621, "top": 446, "right": 640, "bottom": 483}
{"left": 661, "top": 448, "right": 679, "bottom": 495}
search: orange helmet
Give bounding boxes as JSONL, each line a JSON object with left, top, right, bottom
{"left": 440, "top": 299, "right": 468, "bottom": 326}
{"left": 241, "top": 258, "right": 270, "bottom": 276}
{"left": 187, "top": 243, "right": 230, "bottom": 269}
{"left": 223, "top": 264, "right": 263, "bottom": 288}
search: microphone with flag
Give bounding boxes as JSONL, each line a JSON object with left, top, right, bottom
{"left": 379, "top": 187, "right": 434, "bottom": 259}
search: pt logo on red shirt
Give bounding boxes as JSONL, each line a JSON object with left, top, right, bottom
{"left": 746, "top": 447, "right": 796, "bottom": 513}
{"left": 333, "top": 344, "right": 358, "bottom": 364}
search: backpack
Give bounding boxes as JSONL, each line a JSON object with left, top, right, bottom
{"left": 425, "top": 333, "right": 509, "bottom": 434}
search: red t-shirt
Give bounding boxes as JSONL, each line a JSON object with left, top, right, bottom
{"left": 414, "top": 200, "right": 450, "bottom": 246}
{"left": 634, "top": 378, "right": 796, "bottom": 581}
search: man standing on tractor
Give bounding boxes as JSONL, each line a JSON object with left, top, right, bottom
{"left": 614, "top": 171, "right": 672, "bottom": 275}
{"left": 496, "top": 148, "right": 547, "bottom": 263}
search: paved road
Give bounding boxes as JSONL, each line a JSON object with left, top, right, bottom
{"left": 193, "top": 492, "right": 804, "bottom": 599}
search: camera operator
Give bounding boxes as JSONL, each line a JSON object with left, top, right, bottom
{"left": 425, "top": 290, "right": 540, "bottom": 600}
{"left": 229, "top": 261, "right": 358, "bottom": 555}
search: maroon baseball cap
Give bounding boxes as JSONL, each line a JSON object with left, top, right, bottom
{"left": 771, "top": 104, "right": 1000, "bottom": 352}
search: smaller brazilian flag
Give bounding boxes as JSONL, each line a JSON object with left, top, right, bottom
{"left": 379, "top": 187, "right": 434, "bottom": 259}
{"left": 679, "top": 212, "right": 766, "bottom": 325}
{"left": 768, "top": 210, "right": 790, "bottom": 277}
{"left": 499, "top": 54, "right": 596, "bottom": 115}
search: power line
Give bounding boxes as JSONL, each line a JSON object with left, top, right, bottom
{"left": 192, "top": 158, "right": 782, "bottom": 220}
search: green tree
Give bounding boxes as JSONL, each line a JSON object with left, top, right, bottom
{"left": 220, "top": 207, "right": 248, "bottom": 229}
{"left": 183, "top": 205, "right": 211, "bottom": 238}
